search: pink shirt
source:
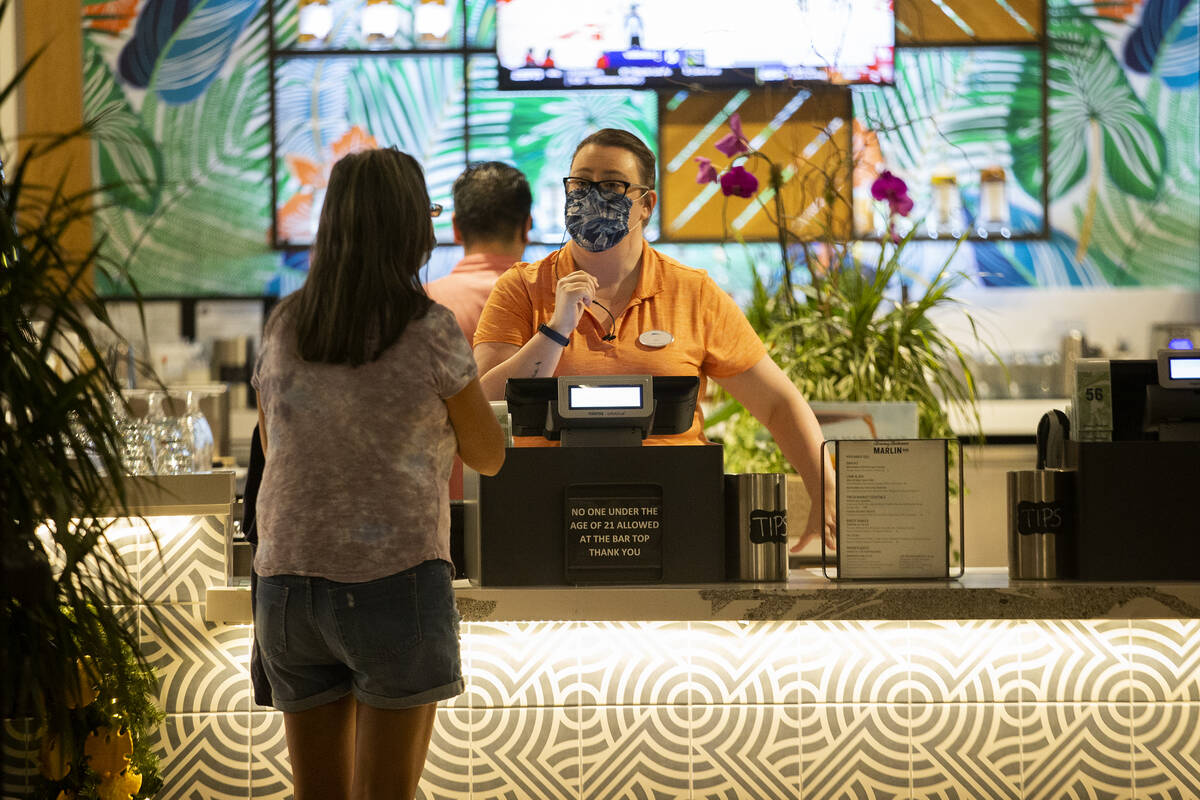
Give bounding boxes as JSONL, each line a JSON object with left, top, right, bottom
{"left": 425, "top": 253, "right": 518, "bottom": 342}
{"left": 251, "top": 300, "right": 476, "bottom": 582}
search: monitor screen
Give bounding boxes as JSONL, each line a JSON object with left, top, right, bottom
{"left": 1169, "top": 357, "right": 1200, "bottom": 380}
{"left": 506, "top": 375, "right": 700, "bottom": 439}
{"left": 495, "top": 0, "right": 895, "bottom": 91}
{"left": 568, "top": 383, "right": 644, "bottom": 410}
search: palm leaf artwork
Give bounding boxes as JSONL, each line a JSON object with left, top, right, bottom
{"left": 82, "top": 38, "right": 164, "bottom": 216}
{"left": 117, "top": 0, "right": 267, "bottom": 105}
{"left": 345, "top": 56, "right": 466, "bottom": 216}
{"left": 467, "top": 58, "right": 657, "bottom": 241}
{"left": 466, "top": 0, "right": 496, "bottom": 47}
{"left": 1150, "top": 0, "right": 1199, "bottom": 89}
{"left": 274, "top": 54, "right": 467, "bottom": 249}
{"left": 1085, "top": 4, "right": 1200, "bottom": 286}
{"left": 854, "top": 48, "right": 1043, "bottom": 234}
{"left": 853, "top": 47, "right": 1047, "bottom": 291}
{"left": 92, "top": 6, "right": 278, "bottom": 294}
{"left": 1015, "top": 2, "right": 1166, "bottom": 262}
{"left": 972, "top": 205, "right": 1105, "bottom": 286}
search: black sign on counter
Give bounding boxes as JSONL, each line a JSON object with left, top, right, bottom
{"left": 565, "top": 484, "right": 664, "bottom": 583}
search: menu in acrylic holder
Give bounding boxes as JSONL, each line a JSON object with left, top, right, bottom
{"left": 821, "top": 439, "right": 965, "bottom": 581}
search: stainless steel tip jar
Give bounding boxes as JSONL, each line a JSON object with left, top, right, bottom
{"left": 725, "top": 473, "right": 789, "bottom": 582}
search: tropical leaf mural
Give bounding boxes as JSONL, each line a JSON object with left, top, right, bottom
{"left": 117, "top": 0, "right": 266, "bottom": 104}
{"left": 82, "top": 38, "right": 164, "bottom": 215}
{"left": 1085, "top": 6, "right": 1200, "bottom": 286}
{"left": 273, "top": 55, "right": 465, "bottom": 246}
{"left": 92, "top": 6, "right": 277, "bottom": 294}
{"left": 467, "top": 56, "right": 657, "bottom": 242}
{"left": 854, "top": 47, "right": 1045, "bottom": 237}
{"left": 78, "top": 0, "right": 1198, "bottom": 295}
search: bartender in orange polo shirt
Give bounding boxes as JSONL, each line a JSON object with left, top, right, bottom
{"left": 474, "top": 128, "right": 836, "bottom": 550}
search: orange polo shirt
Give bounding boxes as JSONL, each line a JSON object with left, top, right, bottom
{"left": 474, "top": 241, "right": 767, "bottom": 445}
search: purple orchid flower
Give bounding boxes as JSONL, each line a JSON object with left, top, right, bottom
{"left": 694, "top": 156, "right": 719, "bottom": 184}
{"left": 714, "top": 112, "right": 749, "bottom": 157}
{"left": 719, "top": 165, "right": 758, "bottom": 198}
{"left": 870, "top": 170, "right": 914, "bottom": 217}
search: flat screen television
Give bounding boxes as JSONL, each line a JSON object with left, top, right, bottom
{"left": 495, "top": 0, "right": 895, "bottom": 90}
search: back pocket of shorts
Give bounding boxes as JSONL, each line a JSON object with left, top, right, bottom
{"left": 331, "top": 571, "right": 421, "bottom": 662}
{"left": 254, "top": 579, "right": 289, "bottom": 660}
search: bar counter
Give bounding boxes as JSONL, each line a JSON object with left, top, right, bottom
{"left": 8, "top": 476, "right": 1195, "bottom": 799}
{"left": 452, "top": 569, "right": 1200, "bottom": 622}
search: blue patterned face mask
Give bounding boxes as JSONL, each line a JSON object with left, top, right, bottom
{"left": 564, "top": 186, "right": 634, "bottom": 252}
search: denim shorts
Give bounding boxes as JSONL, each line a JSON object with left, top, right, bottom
{"left": 254, "top": 559, "right": 463, "bottom": 713}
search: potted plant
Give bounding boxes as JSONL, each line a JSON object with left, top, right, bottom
{"left": 1, "top": 0, "right": 164, "bottom": 793}
{"left": 695, "top": 114, "right": 994, "bottom": 558}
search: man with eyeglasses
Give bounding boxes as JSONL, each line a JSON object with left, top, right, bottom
{"left": 474, "top": 129, "right": 836, "bottom": 552}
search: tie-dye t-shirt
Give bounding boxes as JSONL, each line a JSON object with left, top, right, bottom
{"left": 251, "top": 300, "right": 476, "bottom": 582}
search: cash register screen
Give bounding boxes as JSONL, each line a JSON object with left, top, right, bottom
{"left": 568, "top": 384, "right": 643, "bottom": 409}
{"left": 506, "top": 376, "right": 700, "bottom": 438}
{"left": 1169, "top": 356, "right": 1200, "bottom": 380}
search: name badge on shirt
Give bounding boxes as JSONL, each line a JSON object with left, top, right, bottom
{"left": 638, "top": 330, "right": 674, "bottom": 348}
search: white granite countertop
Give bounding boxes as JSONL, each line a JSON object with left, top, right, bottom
{"left": 451, "top": 567, "right": 1200, "bottom": 622}
{"left": 207, "top": 568, "right": 1200, "bottom": 624}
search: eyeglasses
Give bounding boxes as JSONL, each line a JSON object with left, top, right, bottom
{"left": 562, "top": 177, "right": 651, "bottom": 199}
{"left": 429, "top": 203, "right": 443, "bottom": 218}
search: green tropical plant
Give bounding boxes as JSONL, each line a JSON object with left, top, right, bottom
{"left": 695, "top": 115, "right": 990, "bottom": 476}
{"left": 1, "top": 0, "right": 163, "bottom": 793}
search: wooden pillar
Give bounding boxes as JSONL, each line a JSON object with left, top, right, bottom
{"left": 15, "top": 0, "right": 94, "bottom": 284}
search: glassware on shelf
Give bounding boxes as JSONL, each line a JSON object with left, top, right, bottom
{"left": 927, "top": 170, "right": 963, "bottom": 238}
{"left": 298, "top": 0, "right": 333, "bottom": 45}
{"left": 147, "top": 391, "right": 194, "bottom": 475}
{"left": 415, "top": 0, "right": 452, "bottom": 44}
{"left": 183, "top": 391, "right": 215, "bottom": 472}
{"left": 112, "top": 392, "right": 156, "bottom": 475}
{"left": 976, "top": 166, "right": 1011, "bottom": 238}
{"left": 362, "top": 0, "right": 402, "bottom": 46}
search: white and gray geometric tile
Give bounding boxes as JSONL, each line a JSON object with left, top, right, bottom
{"left": 909, "top": 703, "right": 1022, "bottom": 800}
{"left": 579, "top": 705, "right": 690, "bottom": 800}
{"left": 909, "top": 620, "right": 1022, "bottom": 704}
{"left": 1127, "top": 620, "right": 1200, "bottom": 703}
{"left": 462, "top": 621, "right": 579, "bottom": 709}
{"left": 140, "top": 514, "right": 227, "bottom": 604}
{"left": 93, "top": 517, "right": 145, "bottom": 594}
{"left": 470, "top": 708, "right": 580, "bottom": 800}
{"left": 797, "top": 621, "right": 910, "bottom": 704}
{"left": 690, "top": 704, "right": 800, "bottom": 800}
{"left": 247, "top": 710, "right": 290, "bottom": 800}
{"left": 1017, "top": 620, "right": 1132, "bottom": 703}
{"left": 1019, "top": 703, "right": 1134, "bottom": 800}
{"left": 576, "top": 622, "right": 692, "bottom": 706}
{"left": 1130, "top": 703, "right": 1200, "bottom": 799}
{"left": 148, "top": 712, "right": 250, "bottom": 800}
{"left": 140, "top": 604, "right": 251, "bottom": 714}
{"left": 799, "top": 704, "right": 912, "bottom": 800}
{"left": 419, "top": 709, "right": 473, "bottom": 800}
{"left": 689, "top": 621, "right": 800, "bottom": 706}
{"left": 2, "top": 718, "right": 36, "bottom": 798}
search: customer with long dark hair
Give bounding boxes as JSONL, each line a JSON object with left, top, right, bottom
{"left": 252, "top": 147, "right": 505, "bottom": 799}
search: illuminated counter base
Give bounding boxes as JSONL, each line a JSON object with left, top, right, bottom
{"left": 440, "top": 574, "right": 1200, "bottom": 798}
{"left": 61, "top": 566, "right": 1195, "bottom": 799}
